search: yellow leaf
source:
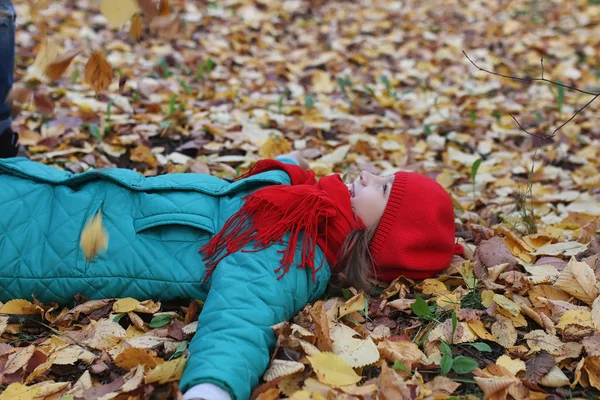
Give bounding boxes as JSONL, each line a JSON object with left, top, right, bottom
{"left": 28, "top": 39, "right": 61, "bottom": 81}
{"left": 0, "top": 299, "right": 37, "bottom": 314}
{"left": 135, "top": 299, "right": 161, "bottom": 314}
{"left": 80, "top": 211, "right": 109, "bottom": 261}
{"left": 145, "top": 357, "right": 187, "bottom": 384}
{"left": 0, "top": 383, "right": 38, "bottom": 400}
{"left": 29, "top": 381, "right": 70, "bottom": 398}
{"left": 113, "top": 297, "right": 140, "bottom": 313}
{"left": 422, "top": 279, "right": 449, "bottom": 295}
{"left": 467, "top": 320, "right": 496, "bottom": 342}
{"left": 99, "top": 0, "right": 140, "bottom": 29}
{"left": 259, "top": 135, "right": 292, "bottom": 160}
{"left": 496, "top": 355, "right": 526, "bottom": 376}
{"left": 332, "top": 334, "right": 379, "bottom": 368}
{"left": 84, "top": 51, "right": 113, "bottom": 94}
{"left": 115, "top": 348, "right": 164, "bottom": 370}
{"left": 291, "top": 391, "right": 325, "bottom": 400}
{"left": 307, "top": 352, "right": 361, "bottom": 386}
{"left": 481, "top": 290, "right": 494, "bottom": 308}
{"left": 493, "top": 294, "right": 520, "bottom": 317}
{"left": 557, "top": 309, "right": 594, "bottom": 330}
{"left": 312, "top": 70, "right": 335, "bottom": 94}
{"left": 338, "top": 293, "right": 365, "bottom": 318}
{"left": 435, "top": 293, "right": 460, "bottom": 311}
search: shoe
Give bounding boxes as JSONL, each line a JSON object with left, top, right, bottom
{"left": 0, "top": 127, "right": 18, "bottom": 158}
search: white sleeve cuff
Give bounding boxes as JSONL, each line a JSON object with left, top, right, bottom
{"left": 183, "top": 383, "right": 232, "bottom": 400}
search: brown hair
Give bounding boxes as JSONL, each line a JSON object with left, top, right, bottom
{"left": 329, "top": 226, "right": 378, "bottom": 293}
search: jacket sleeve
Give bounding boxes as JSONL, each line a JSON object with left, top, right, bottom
{"left": 274, "top": 155, "right": 299, "bottom": 166}
{"left": 179, "top": 241, "right": 329, "bottom": 400}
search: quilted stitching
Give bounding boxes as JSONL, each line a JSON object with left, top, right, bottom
{"left": 0, "top": 158, "right": 330, "bottom": 304}
{"left": 0, "top": 157, "right": 332, "bottom": 399}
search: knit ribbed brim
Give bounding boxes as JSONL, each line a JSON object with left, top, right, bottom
{"left": 369, "top": 171, "right": 407, "bottom": 260}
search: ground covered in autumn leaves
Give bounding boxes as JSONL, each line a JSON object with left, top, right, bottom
{"left": 4, "top": 0, "right": 600, "bottom": 399}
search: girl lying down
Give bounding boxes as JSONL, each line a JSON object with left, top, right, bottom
{"left": 0, "top": 151, "right": 461, "bottom": 400}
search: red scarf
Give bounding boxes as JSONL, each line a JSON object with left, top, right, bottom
{"left": 199, "top": 160, "right": 365, "bottom": 283}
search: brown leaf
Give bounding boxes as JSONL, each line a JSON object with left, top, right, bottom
{"left": 54, "top": 299, "right": 114, "bottom": 325}
{"left": 46, "top": 49, "right": 79, "bottom": 81}
{"left": 137, "top": 0, "right": 157, "bottom": 20}
{"left": 582, "top": 336, "right": 600, "bottom": 357}
{"left": 378, "top": 363, "right": 411, "bottom": 400}
{"left": 82, "top": 377, "right": 125, "bottom": 398}
{"left": 477, "top": 237, "right": 517, "bottom": 268}
{"left": 309, "top": 301, "right": 333, "bottom": 352}
{"left": 84, "top": 51, "right": 113, "bottom": 94}
{"left": 114, "top": 348, "right": 163, "bottom": 370}
{"left": 184, "top": 300, "right": 201, "bottom": 325}
{"left": 425, "top": 376, "right": 461, "bottom": 396}
{"left": 523, "top": 351, "right": 554, "bottom": 387}
{"left": 129, "top": 13, "right": 143, "bottom": 42}
{"left": 491, "top": 315, "right": 517, "bottom": 348}
{"left": 149, "top": 14, "right": 180, "bottom": 38}
{"left": 130, "top": 144, "right": 158, "bottom": 168}
{"left": 158, "top": 0, "right": 171, "bottom": 16}
{"left": 33, "top": 92, "right": 55, "bottom": 115}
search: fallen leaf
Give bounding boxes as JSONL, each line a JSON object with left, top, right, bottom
{"left": 494, "top": 355, "right": 525, "bottom": 378}
{"left": 113, "top": 297, "right": 140, "bottom": 313}
{"left": 523, "top": 330, "right": 564, "bottom": 355}
{"left": 554, "top": 257, "right": 598, "bottom": 305}
{"left": 263, "top": 359, "right": 304, "bottom": 382}
{"left": 377, "top": 339, "right": 424, "bottom": 369}
{"left": 539, "top": 366, "right": 570, "bottom": 387}
{"left": 114, "top": 347, "right": 164, "bottom": 370}
{"left": 492, "top": 315, "right": 518, "bottom": 348}
{"left": 144, "top": 357, "right": 187, "bottom": 385}
{"left": 307, "top": 352, "right": 361, "bottom": 386}
{"left": 523, "top": 351, "right": 554, "bottom": 387}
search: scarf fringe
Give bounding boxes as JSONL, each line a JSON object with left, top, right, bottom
{"left": 199, "top": 191, "right": 333, "bottom": 283}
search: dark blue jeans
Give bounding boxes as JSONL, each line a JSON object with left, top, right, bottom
{"left": 0, "top": 0, "right": 14, "bottom": 133}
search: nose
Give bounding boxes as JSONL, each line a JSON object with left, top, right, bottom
{"left": 359, "top": 171, "right": 374, "bottom": 185}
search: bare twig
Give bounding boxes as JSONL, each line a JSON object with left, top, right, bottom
{"left": 463, "top": 51, "right": 600, "bottom": 139}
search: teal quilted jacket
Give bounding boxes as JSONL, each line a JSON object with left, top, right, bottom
{"left": 0, "top": 156, "right": 331, "bottom": 400}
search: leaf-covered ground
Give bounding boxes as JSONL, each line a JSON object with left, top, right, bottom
{"left": 4, "top": 0, "right": 600, "bottom": 398}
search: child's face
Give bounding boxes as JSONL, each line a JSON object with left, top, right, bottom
{"left": 346, "top": 171, "right": 395, "bottom": 228}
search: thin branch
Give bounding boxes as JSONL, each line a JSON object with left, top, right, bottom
{"left": 463, "top": 51, "right": 597, "bottom": 96}
{"left": 463, "top": 51, "right": 600, "bottom": 139}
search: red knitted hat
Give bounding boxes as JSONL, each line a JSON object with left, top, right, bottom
{"left": 369, "top": 171, "right": 463, "bottom": 281}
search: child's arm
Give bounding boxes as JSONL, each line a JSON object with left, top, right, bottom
{"left": 180, "top": 242, "right": 327, "bottom": 400}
